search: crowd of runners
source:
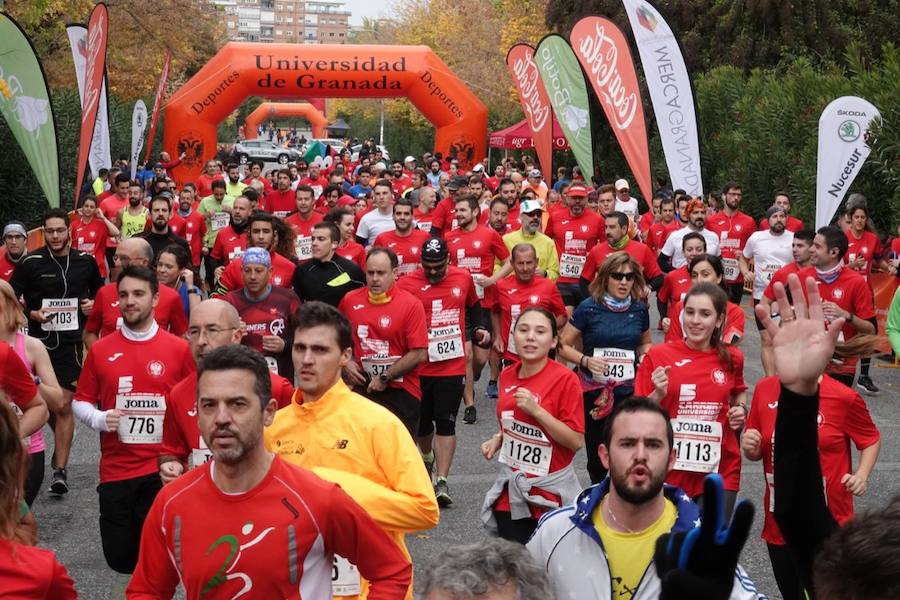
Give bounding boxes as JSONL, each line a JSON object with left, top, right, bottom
{"left": 2, "top": 140, "right": 900, "bottom": 599}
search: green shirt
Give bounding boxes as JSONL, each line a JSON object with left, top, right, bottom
{"left": 886, "top": 285, "right": 900, "bottom": 356}
{"left": 198, "top": 195, "right": 233, "bottom": 247}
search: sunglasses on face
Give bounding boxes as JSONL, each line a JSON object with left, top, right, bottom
{"left": 609, "top": 272, "right": 635, "bottom": 281}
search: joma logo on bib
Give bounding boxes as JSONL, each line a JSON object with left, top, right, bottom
{"left": 674, "top": 420, "right": 714, "bottom": 434}
{"left": 510, "top": 421, "right": 543, "bottom": 437}
{"left": 123, "top": 398, "right": 162, "bottom": 409}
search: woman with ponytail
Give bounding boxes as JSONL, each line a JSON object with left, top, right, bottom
{"left": 634, "top": 282, "right": 747, "bottom": 517}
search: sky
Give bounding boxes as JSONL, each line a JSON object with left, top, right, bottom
{"left": 343, "top": 0, "right": 397, "bottom": 26}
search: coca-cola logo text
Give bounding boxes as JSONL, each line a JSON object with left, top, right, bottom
{"left": 512, "top": 49, "right": 550, "bottom": 132}
{"left": 82, "top": 8, "right": 106, "bottom": 122}
{"left": 575, "top": 22, "right": 637, "bottom": 130}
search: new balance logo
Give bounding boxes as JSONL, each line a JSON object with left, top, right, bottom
{"left": 108, "top": 353, "right": 124, "bottom": 362}
{"left": 333, "top": 439, "right": 349, "bottom": 449}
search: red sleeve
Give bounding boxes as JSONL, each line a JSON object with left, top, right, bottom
{"left": 746, "top": 386, "right": 763, "bottom": 432}
{"left": 127, "top": 492, "right": 180, "bottom": 599}
{"left": 633, "top": 350, "right": 657, "bottom": 397}
{"left": 548, "top": 284, "right": 567, "bottom": 319}
{"left": 544, "top": 215, "right": 556, "bottom": 240}
{"left": 47, "top": 553, "right": 78, "bottom": 599}
{"left": 210, "top": 233, "right": 224, "bottom": 261}
{"left": 641, "top": 244, "right": 662, "bottom": 279}
{"left": 556, "top": 372, "right": 585, "bottom": 434}
{"left": 723, "top": 303, "right": 745, "bottom": 343}
{"left": 1, "top": 345, "right": 37, "bottom": 409}
{"left": 465, "top": 276, "right": 479, "bottom": 308}
{"left": 845, "top": 392, "right": 880, "bottom": 450}
{"left": 666, "top": 302, "right": 683, "bottom": 343}
{"left": 582, "top": 247, "right": 599, "bottom": 282}
{"left": 372, "top": 233, "right": 386, "bottom": 247}
{"left": 431, "top": 202, "right": 447, "bottom": 230}
{"left": 272, "top": 375, "right": 295, "bottom": 410}
{"left": 490, "top": 230, "right": 510, "bottom": 261}
{"left": 323, "top": 482, "right": 412, "bottom": 600}
{"left": 730, "top": 349, "right": 747, "bottom": 393}
{"left": 84, "top": 287, "right": 105, "bottom": 335}
{"left": 852, "top": 278, "right": 876, "bottom": 320}
{"left": 657, "top": 272, "right": 672, "bottom": 303}
{"left": 406, "top": 299, "right": 428, "bottom": 350}
{"left": 167, "top": 298, "right": 188, "bottom": 337}
{"left": 214, "top": 264, "right": 240, "bottom": 298}
{"left": 160, "top": 402, "right": 190, "bottom": 463}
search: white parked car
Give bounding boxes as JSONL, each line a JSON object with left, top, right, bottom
{"left": 234, "top": 140, "right": 302, "bottom": 165}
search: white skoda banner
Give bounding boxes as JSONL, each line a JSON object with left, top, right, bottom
{"left": 66, "top": 24, "right": 111, "bottom": 178}
{"left": 815, "top": 96, "right": 880, "bottom": 230}
{"left": 621, "top": 0, "right": 702, "bottom": 196}
{"left": 131, "top": 100, "right": 148, "bottom": 180}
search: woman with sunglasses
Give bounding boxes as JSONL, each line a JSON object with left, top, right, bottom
{"left": 481, "top": 308, "right": 584, "bottom": 544}
{"left": 663, "top": 254, "right": 745, "bottom": 345}
{"left": 558, "top": 253, "right": 651, "bottom": 483}
{"left": 635, "top": 282, "right": 747, "bottom": 517}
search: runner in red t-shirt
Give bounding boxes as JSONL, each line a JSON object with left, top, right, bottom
{"left": 194, "top": 160, "right": 224, "bottom": 198}
{"left": 396, "top": 238, "right": 488, "bottom": 506}
{"left": 0, "top": 222, "right": 29, "bottom": 282}
{"left": 266, "top": 169, "right": 297, "bottom": 217}
{"left": 705, "top": 183, "right": 756, "bottom": 304}
{"left": 298, "top": 164, "right": 328, "bottom": 200}
{"left": 373, "top": 198, "right": 430, "bottom": 277}
{"left": 480, "top": 308, "right": 584, "bottom": 543}
{"left": 169, "top": 188, "right": 207, "bottom": 268}
{"left": 158, "top": 299, "right": 293, "bottom": 482}
{"left": 285, "top": 185, "right": 324, "bottom": 262}
{"left": 656, "top": 232, "right": 708, "bottom": 329}
{"left": 339, "top": 248, "right": 428, "bottom": 435}
{"left": 635, "top": 283, "right": 747, "bottom": 515}
{"left": 71, "top": 268, "right": 194, "bottom": 574}
{"left": 445, "top": 195, "right": 511, "bottom": 424}
{"left": 210, "top": 196, "right": 253, "bottom": 268}
{"left": 413, "top": 186, "right": 438, "bottom": 233}
{"left": 213, "top": 213, "right": 296, "bottom": 297}
{"left": 663, "top": 255, "right": 745, "bottom": 345}
{"left": 544, "top": 183, "right": 603, "bottom": 312}
{"left": 646, "top": 197, "right": 682, "bottom": 255}
{"left": 743, "top": 374, "right": 880, "bottom": 598}
{"left": 637, "top": 194, "right": 662, "bottom": 240}
{"left": 844, "top": 205, "right": 885, "bottom": 281}
{"left": 489, "top": 244, "right": 567, "bottom": 364}
{"left": 326, "top": 206, "right": 367, "bottom": 270}
{"left": 389, "top": 161, "right": 413, "bottom": 197}
{"left": 222, "top": 248, "right": 301, "bottom": 379}
{"left": 70, "top": 196, "right": 117, "bottom": 278}
{"left": 99, "top": 173, "right": 132, "bottom": 263}
{"left": 758, "top": 191, "right": 804, "bottom": 233}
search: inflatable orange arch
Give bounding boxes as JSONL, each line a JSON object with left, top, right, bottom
{"left": 244, "top": 102, "right": 328, "bottom": 140}
{"left": 163, "top": 42, "right": 487, "bottom": 182}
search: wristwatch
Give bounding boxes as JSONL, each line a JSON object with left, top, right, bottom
{"left": 188, "top": 286, "right": 202, "bottom": 295}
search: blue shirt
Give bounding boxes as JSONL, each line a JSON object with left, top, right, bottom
{"left": 348, "top": 184, "right": 372, "bottom": 198}
{"left": 570, "top": 297, "right": 649, "bottom": 394}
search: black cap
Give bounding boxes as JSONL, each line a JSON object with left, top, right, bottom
{"left": 447, "top": 175, "right": 468, "bottom": 190}
{"left": 421, "top": 237, "right": 448, "bottom": 262}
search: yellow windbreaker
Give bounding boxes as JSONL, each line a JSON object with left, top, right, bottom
{"left": 264, "top": 378, "right": 439, "bottom": 600}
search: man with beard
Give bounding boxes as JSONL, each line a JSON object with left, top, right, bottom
{"left": 223, "top": 162, "right": 247, "bottom": 199}
{"left": 527, "top": 397, "right": 762, "bottom": 600}
{"left": 502, "top": 200, "right": 559, "bottom": 281}
{"left": 130, "top": 344, "right": 411, "bottom": 599}
{"left": 213, "top": 212, "right": 297, "bottom": 297}
{"left": 646, "top": 196, "right": 682, "bottom": 256}
{"left": 759, "top": 191, "right": 804, "bottom": 232}
{"left": 739, "top": 205, "right": 794, "bottom": 376}
{"left": 223, "top": 248, "right": 301, "bottom": 378}
{"left": 242, "top": 160, "right": 273, "bottom": 196}
{"left": 390, "top": 160, "right": 413, "bottom": 197}
{"left": 396, "top": 237, "right": 489, "bottom": 507}
{"left": 427, "top": 158, "right": 446, "bottom": 188}
{"left": 209, "top": 195, "right": 253, "bottom": 274}
{"left": 71, "top": 266, "right": 193, "bottom": 593}
{"left": 267, "top": 169, "right": 297, "bottom": 217}
{"left": 707, "top": 182, "right": 757, "bottom": 304}
{"left": 138, "top": 196, "right": 190, "bottom": 262}
{"left": 480, "top": 178, "right": 520, "bottom": 231}
{"left": 581, "top": 212, "right": 663, "bottom": 299}
{"left": 487, "top": 197, "right": 511, "bottom": 236}
{"left": 118, "top": 180, "right": 150, "bottom": 240}
{"left": 0, "top": 221, "right": 29, "bottom": 281}
{"left": 168, "top": 186, "right": 207, "bottom": 271}
{"left": 11, "top": 209, "right": 104, "bottom": 495}
{"left": 285, "top": 185, "right": 324, "bottom": 262}
{"left": 660, "top": 198, "right": 720, "bottom": 271}
{"left": 374, "top": 198, "right": 430, "bottom": 277}
{"left": 299, "top": 162, "right": 329, "bottom": 200}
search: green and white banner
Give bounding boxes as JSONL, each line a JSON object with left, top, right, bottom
{"left": 0, "top": 13, "right": 60, "bottom": 208}
{"left": 534, "top": 34, "right": 594, "bottom": 181}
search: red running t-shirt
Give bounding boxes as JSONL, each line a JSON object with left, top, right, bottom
{"left": 161, "top": 372, "right": 294, "bottom": 470}
{"left": 168, "top": 211, "right": 207, "bottom": 266}
{"left": 747, "top": 375, "right": 880, "bottom": 545}
{"left": 0, "top": 341, "right": 38, "bottom": 409}
{"left": 215, "top": 252, "right": 297, "bottom": 297}
{"left": 85, "top": 283, "right": 188, "bottom": 338}
{"left": 74, "top": 329, "right": 194, "bottom": 483}
{"left": 284, "top": 211, "right": 324, "bottom": 262}
{"left": 338, "top": 286, "right": 428, "bottom": 399}
{"left": 635, "top": 339, "right": 747, "bottom": 497}
{"left": 544, "top": 210, "right": 604, "bottom": 284}
{"left": 70, "top": 218, "right": 110, "bottom": 277}
{"left": 665, "top": 300, "right": 745, "bottom": 345}
{"left": 647, "top": 220, "right": 682, "bottom": 255}
{"left": 706, "top": 211, "right": 756, "bottom": 283}
{"left": 489, "top": 276, "right": 567, "bottom": 362}
{"left": 223, "top": 287, "right": 301, "bottom": 378}
{"left": 844, "top": 229, "right": 881, "bottom": 280}
{"left": 763, "top": 262, "right": 803, "bottom": 302}
{"left": 657, "top": 267, "right": 692, "bottom": 305}
{"left": 210, "top": 225, "right": 247, "bottom": 265}
{"left": 493, "top": 360, "right": 584, "bottom": 518}
{"left": 373, "top": 229, "right": 430, "bottom": 277}
{"left": 336, "top": 241, "right": 367, "bottom": 270}
{"left": 396, "top": 266, "right": 478, "bottom": 377}
{"left": 0, "top": 539, "right": 76, "bottom": 599}
{"left": 582, "top": 239, "right": 661, "bottom": 284}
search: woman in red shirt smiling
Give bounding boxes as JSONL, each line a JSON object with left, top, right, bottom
{"left": 635, "top": 282, "right": 747, "bottom": 518}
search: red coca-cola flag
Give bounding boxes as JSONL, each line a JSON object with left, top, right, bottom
{"left": 506, "top": 43, "right": 554, "bottom": 181}
{"left": 74, "top": 2, "right": 108, "bottom": 207}
{"left": 145, "top": 50, "right": 172, "bottom": 163}
{"left": 570, "top": 16, "right": 652, "bottom": 201}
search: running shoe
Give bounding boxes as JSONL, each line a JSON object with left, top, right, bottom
{"left": 422, "top": 452, "right": 435, "bottom": 482}
{"left": 857, "top": 375, "right": 879, "bottom": 395}
{"left": 463, "top": 405, "right": 477, "bottom": 424}
{"left": 434, "top": 478, "right": 453, "bottom": 507}
{"left": 485, "top": 380, "right": 498, "bottom": 399}
{"left": 49, "top": 468, "right": 69, "bottom": 495}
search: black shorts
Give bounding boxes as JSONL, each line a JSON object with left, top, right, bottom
{"left": 418, "top": 375, "right": 465, "bottom": 436}
{"left": 364, "top": 386, "right": 420, "bottom": 438}
{"left": 97, "top": 472, "right": 162, "bottom": 574}
{"left": 725, "top": 281, "right": 744, "bottom": 305}
{"left": 47, "top": 342, "right": 85, "bottom": 392}
{"left": 557, "top": 282, "right": 583, "bottom": 307}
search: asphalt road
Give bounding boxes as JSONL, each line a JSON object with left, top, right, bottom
{"left": 30, "top": 300, "right": 900, "bottom": 599}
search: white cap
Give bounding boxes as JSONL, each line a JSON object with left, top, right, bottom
{"left": 520, "top": 199, "right": 543, "bottom": 214}
{"left": 472, "top": 163, "right": 484, "bottom": 172}
{"left": 528, "top": 168, "right": 542, "bottom": 179}
{"left": 615, "top": 178, "right": 630, "bottom": 191}
{"left": 404, "top": 155, "right": 416, "bottom": 163}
